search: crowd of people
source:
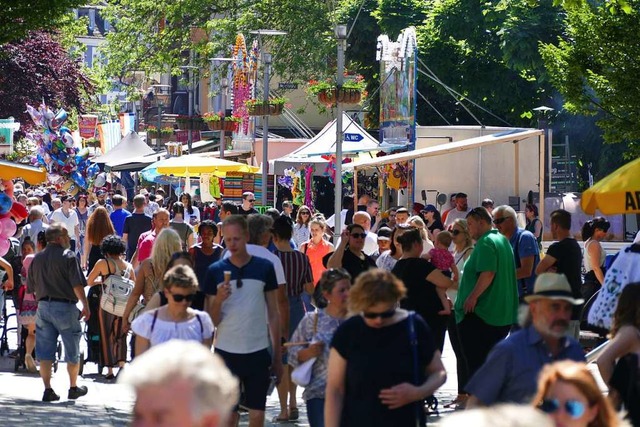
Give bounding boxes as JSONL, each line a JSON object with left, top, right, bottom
{"left": 1, "top": 182, "right": 639, "bottom": 427}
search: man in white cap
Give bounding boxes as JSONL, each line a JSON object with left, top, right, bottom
{"left": 464, "top": 273, "right": 585, "bottom": 408}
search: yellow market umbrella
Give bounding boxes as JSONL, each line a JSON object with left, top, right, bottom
{"left": 581, "top": 156, "right": 640, "bottom": 215}
{"left": 0, "top": 160, "right": 47, "bottom": 184}
{"left": 154, "top": 154, "right": 259, "bottom": 177}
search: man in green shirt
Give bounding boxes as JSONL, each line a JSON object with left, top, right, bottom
{"left": 454, "top": 206, "right": 518, "bottom": 384}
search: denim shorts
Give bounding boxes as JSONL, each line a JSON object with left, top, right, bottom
{"left": 35, "top": 301, "right": 82, "bottom": 363}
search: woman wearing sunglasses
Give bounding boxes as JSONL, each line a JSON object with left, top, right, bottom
{"left": 533, "top": 360, "right": 621, "bottom": 427}
{"left": 446, "top": 218, "right": 474, "bottom": 408}
{"left": 326, "top": 223, "right": 376, "bottom": 282}
{"left": 293, "top": 205, "right": 313, "bottom": 248}
{"left": 288, "top": 268, "right": 351, "bottom": 426}
{"left": 131, "top": 265, "right": 214, "bottom": 356}
{"left": 325, "top": 269, "right": 446, "bottom": 427}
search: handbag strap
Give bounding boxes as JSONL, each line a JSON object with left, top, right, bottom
{"left": 312, "top": 311, "right": 319, "bottom": 336}
{"left": 407, "top": 311, "right": 421, "bottom": 427}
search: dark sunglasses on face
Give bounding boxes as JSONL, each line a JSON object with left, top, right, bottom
{"left": 247, "top": 199, "right": 256, "bottom": 203}
{"left": 539, "top": 399, "right": 587, "bottom": 419}
{"left": 300, "top": 212, "right": 310, "bottom": 215}
{"left": 362, "top": 308, "right": 396, "bottom": 320}
{"left": 170, "top": 292, "right": 195, "bottom": 303}
{"left": 451, "top": 229, "right": 461, "bottom": 236}
{"left": 493, "top": 217, "right": 508, "bottom": 225}
{"left": 350, "top": 232, "right": 367, "bottom": 239}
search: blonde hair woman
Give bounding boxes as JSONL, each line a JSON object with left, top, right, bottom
{"left": 408, "top": 215, "right": 435, "bottom": 255}
{"left": 123, "top": 228, "right": 182, "bottom": 330}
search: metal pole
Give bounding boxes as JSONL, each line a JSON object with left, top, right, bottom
{"left": 157, "top": 102, "right": 162, "bottom": 149}
{"left": 220, "top": 78, "right": 228, "bottom": 159}
{"left": 334, "top": 25, "right": 347, "bottom": 239}
{"left": 187, "top": 53, "right": 194, "bottom": 153}
{"left": 261, "top": 53, "right": 272, "bottom": 207}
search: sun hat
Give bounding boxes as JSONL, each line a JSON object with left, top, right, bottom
{"left": 524, "top": 273, "right": 584, "bottom": 305}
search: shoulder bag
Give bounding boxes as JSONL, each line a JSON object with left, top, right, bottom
{"left": 100, "top": 259, "right": 134, "bottom": 317}
{"left": 128, "top": 263, "right": 156, "bottom": 323}
{"left": 291, "top": 311, "right": 319, "bottom": 387}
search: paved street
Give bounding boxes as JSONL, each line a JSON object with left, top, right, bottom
{"left": 0, "top": 298, "right": 463, "bottom": 426}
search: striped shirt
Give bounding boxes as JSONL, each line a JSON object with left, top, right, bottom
{"left": 274, "top": 249, "right": 313, "bottom": 297}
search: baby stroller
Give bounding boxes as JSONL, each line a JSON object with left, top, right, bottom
{"left": 80, "top": 286, "right": 103, "bottom": 376}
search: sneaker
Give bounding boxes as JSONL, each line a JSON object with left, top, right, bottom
{"left": 68, "top": 386, "right": 88, "bottom": 400}
{"left": 25, "top": 354, "right": 38, "bottom": 373}
{"left": 42, "top": 388, "right": 60, "bottom": 402}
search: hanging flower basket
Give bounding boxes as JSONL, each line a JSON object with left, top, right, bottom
{"left": 308, "top": 74, "right": 367, "bottom": 108}
{"left": 207, "top": 120, "right": 223, "bottom": 131}
{"left": 246, "top": 98, "right": 287, "bottom": 116}
{"left": 246, "top": 102, "right": 269, "bottom": 116}
{"left": 175, "top": 116, "right": 190, "bottom": 129}
{"left": 337, "top": 88, "right": 362, "bottom": 104}
{"left": 270, "top": 103, "right": 284, "bottom": 115}
{"left": 223, "top": 121, "right": 238, "bottom": 132}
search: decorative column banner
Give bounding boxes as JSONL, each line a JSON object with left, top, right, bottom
{"left": 231, "top": 34, "right": 254, "bottom": 138}
{"left": 78, "top": 114, "right": 98, "bottom": 139}
{"left": 376, "top": 27, "right": 417, "bottom": 149}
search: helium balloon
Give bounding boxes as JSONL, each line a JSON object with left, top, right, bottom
{"left": 50, "top": 109, "right": 68, "bottom": 130}
{"left": 0, "top": 239, "right": 9, "bottom": 256}
{"left": 0, "top": 194, "right": 12, "bottom": 215}
{"left": 94, "top": 173, "right": 107, "bottom": 188}
{"left": 0, "top": 217, "right": 16, "bottom": 237}
{"left": 87, "top": 163, "right": 100, "bottom": 177}
{"left": 71, "top": 172, "right": 86, "bottom": 188}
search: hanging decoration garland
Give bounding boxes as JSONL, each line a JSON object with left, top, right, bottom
{"left": 232, "top": 34, "right": 252, "bottom": 134}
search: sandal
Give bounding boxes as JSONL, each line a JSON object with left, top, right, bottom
{"left": 271, "top": 414, "right": 289, "bottom": 423}
{"left": 289, "top": 408, "right": 299, "bottom": 420}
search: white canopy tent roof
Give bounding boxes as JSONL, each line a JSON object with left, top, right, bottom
{"left": 345, "top": 128, "right": 543, "bottom": 170}
{"left": 92, "top": 132, "right": 155, "bottom": 164}
{"left": 271, "top": 113, "right": 382, "bottom": 175}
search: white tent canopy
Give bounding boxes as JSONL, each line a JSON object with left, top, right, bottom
{"left": 345, "top": 128, "right": 543, "bottom": 170}
{"left": 92, "top": 132, "right": 155, "bottom": 164}
{"left": 271, "top": 113, "right": 381, "bottom": 175}
{"left": 291, "top": 112, "right": 380, "bottom": 156}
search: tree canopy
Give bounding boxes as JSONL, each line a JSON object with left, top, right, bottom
{"left": 0, "top": 0, "right": 87, "bottom": 45}
{"left": 540, "top": 0, "right": 640, "bottom": 157}
{"left": 0, "top": 31, "right": 94, "bottom": 132}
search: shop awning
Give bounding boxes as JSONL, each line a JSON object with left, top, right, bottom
{"left": 345, "top": 128, "right": 543, "bottom": 170}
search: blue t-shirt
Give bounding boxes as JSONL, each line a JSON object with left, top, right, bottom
{"left": 465, "top": 325, "right": 584, "bottom": 405}
{"left": 203, "top": 255, "right": 278, "bottom": 353}
{"left": 509, "top": 228, "right": 540, "bottom": 297}
{"left": 110, "top": 208, "right": 131, "bottom": 237}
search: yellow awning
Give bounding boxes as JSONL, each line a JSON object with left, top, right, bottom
{"left": 581, "top": 157, "right": 640, "bottom": 215}
{"left": 154, "top": 154, "right": 259, "bottom": 177}
{"left": 0, "top": 160, "right": 47, "bottom": 184}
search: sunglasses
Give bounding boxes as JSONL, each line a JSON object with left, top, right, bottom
{"left": 247, "top": 199, "right": 256, "bottom": 203}
{"left": 493, "top": 217, "right": 508, "bottom": 225}
{"left": 300, "top": 212, "right": 310, "bottom": 215}
{"left": 350, "top": 232, "right": 367, "bottom": 239}
{"left": 539, "top": 399, "right": 587, "bottom": 419}
{"left": 451, "top": 229, "right": 461, "bottom": 236}
{"left": 362, "top": 308, "right": 396, "bottom": 320}
{"left": 170, "top": 292, "right": 195, "bottom": 303}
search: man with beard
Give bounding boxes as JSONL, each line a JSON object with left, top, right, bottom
{"left": 27, "top": 223, "right": 90, "bottom": 401}
{"left": 88, "top": 189, "right": 114, "bottom": 215}
{"left": 464, "top": 273, "right": 585, "bottom": 407}
{"left": 444, "top": 192, "right": 470, "bottom": 228}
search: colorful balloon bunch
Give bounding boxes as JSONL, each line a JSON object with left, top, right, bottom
{"left": 25, "top": 102, "right": 99, "bottom": 189}
{"left": 0, "top": 180, "right": 27, "bottom": 256}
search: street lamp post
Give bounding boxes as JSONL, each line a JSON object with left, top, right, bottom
{"left": 179, "top": 65, "right": 199, "bottom": 154}
{"left": 250, "top": 29, "right": 287, "bottom": 208}
{"left": 151, "top": 84, "right": 171, "bottom": 149}
{"left": 210, "top": 57, "right": 236, "bottom": 159}
{"left": 334, "top": 24, "right": 347, "bottom": 238}
{"left": 261, "top": 52, "right": 272, "bottom": 207}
